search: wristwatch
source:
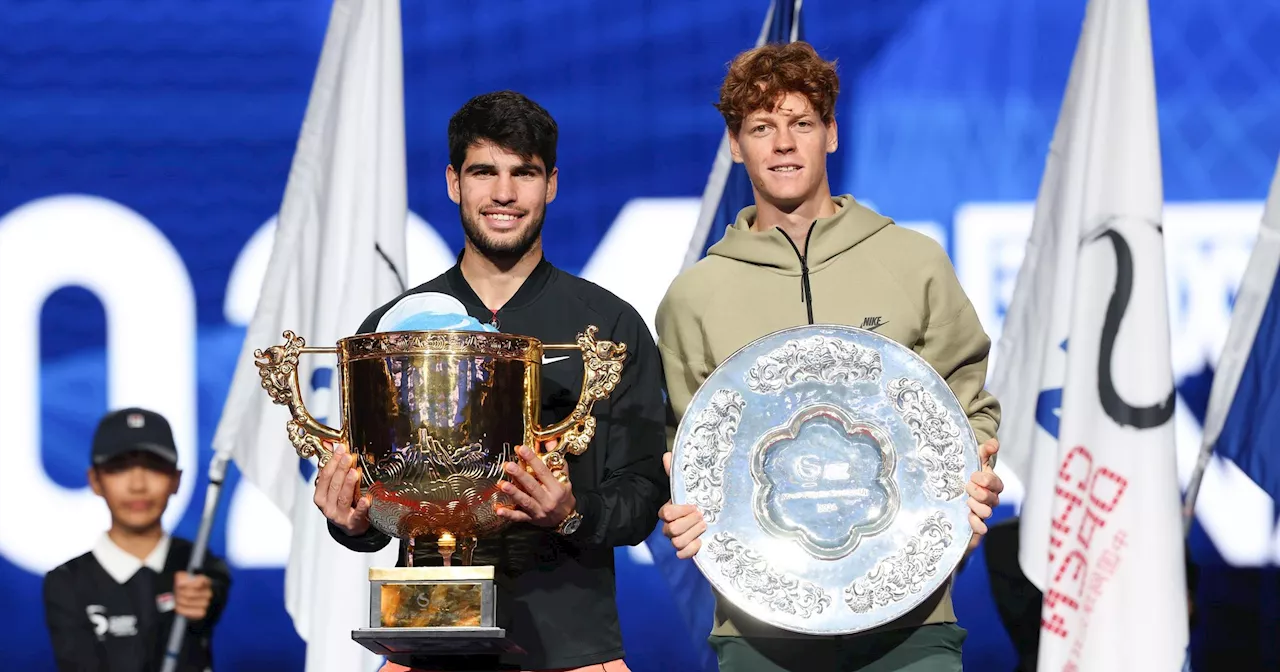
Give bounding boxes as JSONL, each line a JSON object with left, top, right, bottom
{"left": 555, "top": 509, "right": 584, "bottom": 536}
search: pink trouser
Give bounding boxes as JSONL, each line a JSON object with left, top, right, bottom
{"left": 379, "top": 660, "right": 630, "bottom": 672}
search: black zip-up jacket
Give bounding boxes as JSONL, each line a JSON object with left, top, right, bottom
{"left": 329, "top": 255, "right": 669, "bottom": 670}
{"left": 43, "top": 537, "right": 231, "bottom": 672}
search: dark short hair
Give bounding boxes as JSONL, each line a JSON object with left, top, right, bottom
{"left": 448, "top": 91, "right": 558, "bottom": 174}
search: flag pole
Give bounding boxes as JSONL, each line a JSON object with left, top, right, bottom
{"left": 160, "top": 452, "right": 231, "bottom": 672}
{"left": 1181, "top": 439, "right": 1213, "bottom": 536}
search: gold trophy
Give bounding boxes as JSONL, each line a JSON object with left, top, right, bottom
{"left": 253, "top": 326, "right": 627, "bottom": 667}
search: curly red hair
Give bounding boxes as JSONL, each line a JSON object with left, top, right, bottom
{"left": 715, "top": 41, "right": 840, "bottom": 135}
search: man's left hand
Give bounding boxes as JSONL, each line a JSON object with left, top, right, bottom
{"left": 496, "top": 441, "right": 577, "bottom": 528}
{"left": 966, "top": 437, "right": 1004, "bottom": 553}
{"left": 173, "top": 571, "right": 214, "bottom": 621}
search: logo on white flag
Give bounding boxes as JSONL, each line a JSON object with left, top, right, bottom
{"left": 1088, "top": 219, "right": 1176, "bottom": 430}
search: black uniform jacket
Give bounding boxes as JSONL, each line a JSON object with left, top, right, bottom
{"left": 43, "top": 535, "right": 231, "bottom": 672}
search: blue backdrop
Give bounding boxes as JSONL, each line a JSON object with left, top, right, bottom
{"left": 2, "top": 1, "right": 1279, "bottom": 670}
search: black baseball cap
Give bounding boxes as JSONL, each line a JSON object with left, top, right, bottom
{"left": 91, "top": 407, "right": 179, "bottom": 468}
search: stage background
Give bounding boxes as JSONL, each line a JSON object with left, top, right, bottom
{"left": 2, "top": 0, "right": 1278, "bottom": 669}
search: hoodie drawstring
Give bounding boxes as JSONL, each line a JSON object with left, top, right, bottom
{"left": 780, "top": 223, "right": 817, "bottom": 325}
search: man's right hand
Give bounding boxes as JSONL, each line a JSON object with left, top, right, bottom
{"left": 659, "top": 452, "right": 706, "bottom": 560}
{"left": 314, "top": 441, "right": 372, "bottom": 537}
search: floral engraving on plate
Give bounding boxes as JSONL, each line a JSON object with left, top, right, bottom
{"left": 843, "top": 512, "right": 953, "bottom": 613}
{"left": 888, "top": 378, "right": 966, "bottom": 500}
{"left": 746, "top": 336, "right": 883, "bottom": 394}
{"left": 706, "top": 532, "right": 831, "bottom": 618}
{"left": 679, "top": 389, "right": 745, "bottom": 523}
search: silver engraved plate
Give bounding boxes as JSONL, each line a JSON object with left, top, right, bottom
{"left": 670, "top": 324, "right": 980, "bottom": 635}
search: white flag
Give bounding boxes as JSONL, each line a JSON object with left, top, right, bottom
{"left": 987, "top": 0, "right": 1189, "bottom": 670}
{"left": 211, "top": 1, "right": 406, "bottom": 670}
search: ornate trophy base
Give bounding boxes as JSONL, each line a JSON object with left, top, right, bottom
{"left": 354, "top": 566, "right": 525, "bottom": 671}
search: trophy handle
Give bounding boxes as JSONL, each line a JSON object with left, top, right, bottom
{"left": 254, "top": 330, "right": 345, "bottom": 467}
{"left": 533, "top": 325, "right": 628, "bottom": 471}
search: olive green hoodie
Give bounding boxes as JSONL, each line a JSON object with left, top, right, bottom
{"left": 655, "top": 194, "right": 1000, "bottom": 639}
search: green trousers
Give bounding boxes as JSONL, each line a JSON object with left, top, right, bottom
{"left": 709, "top": 623, "right": 967, "bottom": 672}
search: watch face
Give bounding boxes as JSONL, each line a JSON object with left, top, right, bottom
{"left": 562, "top": 516, "right": 582, "bottom": 535}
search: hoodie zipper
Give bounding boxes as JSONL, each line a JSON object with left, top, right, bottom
{"left": 780, "top": 223, "right": 817, "bottom": 325}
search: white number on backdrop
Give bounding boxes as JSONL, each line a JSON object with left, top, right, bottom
{"left": 0, "top": 195, "right": 196, "bottom": 574}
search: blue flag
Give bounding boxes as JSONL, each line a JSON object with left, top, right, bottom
{"left": 681, "top": 0, "right": 804, "bottom": 268}
{"left": 1190, "top": 156, "right": 1280, "bottom": 511}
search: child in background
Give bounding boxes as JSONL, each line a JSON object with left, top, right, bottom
{"left": 43, "top": 407, "right": 231, "bottom": 672}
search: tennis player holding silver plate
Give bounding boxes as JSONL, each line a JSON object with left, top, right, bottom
{"left": 657, "top": 40, "right": 1002, "bottom": 672}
